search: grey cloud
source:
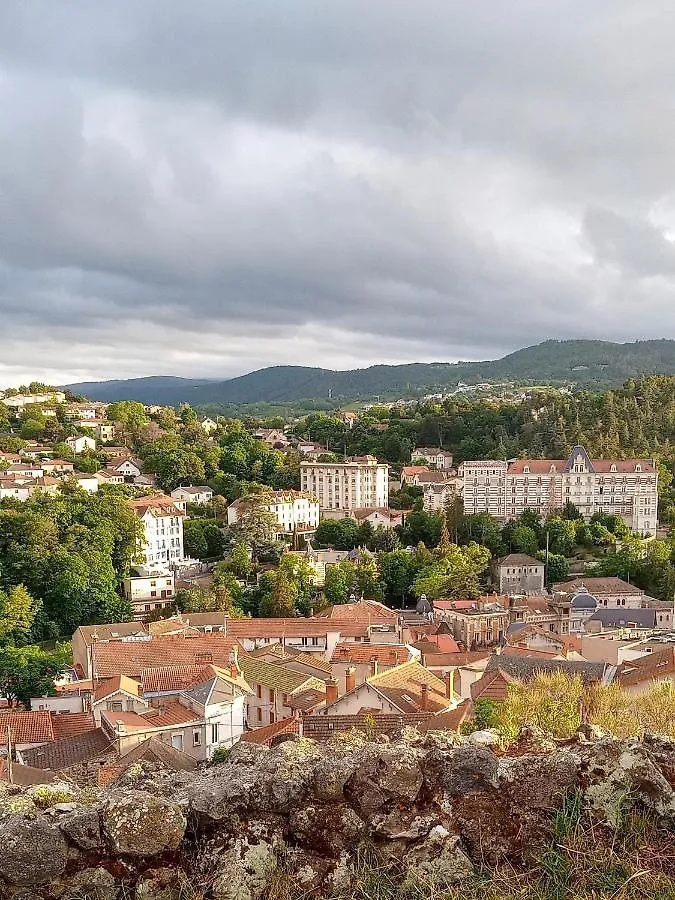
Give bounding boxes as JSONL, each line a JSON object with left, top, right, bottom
{"left": 1, "top": 0, "right": 675, "bottom": 383}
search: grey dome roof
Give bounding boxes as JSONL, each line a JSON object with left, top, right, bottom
{"left": 570, "top": 586, "right": 599, "bottom": 610}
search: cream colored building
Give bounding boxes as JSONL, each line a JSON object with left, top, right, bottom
{"left": 460, "top": 445, "right": 658, "bottom": 535}
{"left": 123, "top": 567, "right": 176, "bottom": 619}
{"left": 300, "top": 456, "right": 389, "bottom": 511}
{"left": 423, "top": 478, "right": 461, "bottom": 512}
{"left": 130, "top": 495, "right": 185, "bottom": 567}
{"left": 227, "top": 490, "right": 319, "bottom": 536}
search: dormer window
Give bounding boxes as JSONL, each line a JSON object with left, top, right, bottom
{"left": 523, "top": 465, "right": 530, "bottom": 474}
{"left": 610, "top": 464, "right": 616, "bottom": 472}
{"left": 635, "top": 464, "right": 641, "bottom": 472}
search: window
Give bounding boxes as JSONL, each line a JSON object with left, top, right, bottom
{"left": 171, "top": 733, "right": 184, "bottom": 751}
{"left": 193, "top": 730, "right": 202, "bottom": 746}
{"left": 211, "top": 723, "right": 219, "bottom": 743}
{"left": 108, "top": 700, "right": 123, "bottom": 711}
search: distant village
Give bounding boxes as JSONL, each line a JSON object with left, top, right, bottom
{"left": 0, "top": 384, "right": 672, "bottom": 786}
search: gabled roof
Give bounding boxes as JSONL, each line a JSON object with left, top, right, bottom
{"left": 0, "top": 711, "right": 54, "bottom": 746}
{"left": 22, "top": 728, "right": 113, "bottom": 771}
{"left": 76, "top": 622, "right": 149, "bottom": 646}
{"left": 313, "top": 599, "right": 398, "bottom": 624}
{"left": 485, "top": 653, "right": 607, "bottom": 685}
{"left": 285, "top": 688, "right": 326, "bottom": 712}
{"left": 617, "top": 647, "right": 675, "bottom": 687}
{"left": 553, "top": 577, "right": 643, "bottom": 596}
{"left": 240, "top": 716, "right": 300, "bottom": 746}
{"left": 494, "top": 554, "right": 541, "bottom": 567}
{"left": 330, "top": 642, "right": 411, "bottom": 666}
{"left": 93, "top": 634, "right": 239, "bottom": 678}
{"left": 471, "top": 669, "right": 517, "bottom": 701}
{"left": 93, "top": 674, "right": 142, "bottom": 703}
{"left": 130, "top": 494, "right": 183, "bottom": 519}
{"left": 50, "top": 712, "right": 97, "bottom": 742}
{"left": 0, "top": 759, "right": 57, "bottom": 786}
{"left": 250, "top": 643, "right": 333, "bottom": 673}
{"left": 367, "top": 660, "right": 454, "bottom": 713}
{"left": 117, "top": 737, "right": 198, "bottom": 771}
{"left": 238, "top": 656, "right": 314, "bottom": 694}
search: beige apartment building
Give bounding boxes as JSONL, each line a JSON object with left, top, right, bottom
{"left": 300, "top": 456, "right": 389, "bottom": 511}
{"left": 460, "top": 445, "right": 658, "bottom": 535}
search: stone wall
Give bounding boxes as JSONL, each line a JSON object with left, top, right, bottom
{"left": 1, "top": 726, "right": 675, "bottom": 898}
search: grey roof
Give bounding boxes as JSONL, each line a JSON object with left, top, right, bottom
{"left": 494, "top": 554, "right": 541, "bottom": 567}
{"left": 486, "top": 654, "right": 607, "bottom": 685}
{"left": 570, "top": 589, "right": 599, "bottom": 610}
{"left": 182, "top": 676, "right": 217, "bottom": 705}
{"left": 588, "top": 608, "right": 657, "bottom": 629}
{"left": 22, "top": 728, "right": 113, "bottom": 770}
{"left": 117, "top": 737, "right": 198, "bottom": 772}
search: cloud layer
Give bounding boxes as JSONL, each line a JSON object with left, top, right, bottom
{"left": 1, "top": 1, "right": 675, "bottom": 384}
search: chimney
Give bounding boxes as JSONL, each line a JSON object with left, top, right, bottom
{"left": 325, "top": 677, "right": 338, "bottom": 706}
{"left": 420, "top": 683, "right": 429, "bottom": 711}
{"left": 345, "top": 666, "right": 356, "bottom": 694}
{"left": 370, "top": 658, "right": 379, "bottom": 677}
{"left": 445, "top": 669, "right": 455, "bottom": 700}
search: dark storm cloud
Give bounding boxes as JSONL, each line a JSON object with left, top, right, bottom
{"left": 1, "top": 0, "right": 675, "bottom": 383}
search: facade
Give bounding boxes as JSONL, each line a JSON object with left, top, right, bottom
{"left": 227, "top": 491, "right": 319, "bottom": 536}
{"left": 2, "top": 391, "right": 66, "bottom": 409}
{"left": 66, "top": 435, "right": 96, "bottom": 453}
{"left": 300, "top": 456, "right": 389, "bottom": 511}
{"left": 460, "top": 446, "right": 658, "bottom": 535}
{"left": 123, "top": 568, "right": 176, "bottom": 619}
{"left": 423, "top": 479, "right": 461, "bottom": 512}
{"left": 553, "top": 577, "right": 644, "bottom": 609}
{"left": 130, "top": 495, "right": 185, "bottom": 568}
{"left": 492, "top": 554, "right": 545, "bottom": 595}
{"left": 171, "top": 486, "right": 214, "bottom": 505}
{"left": 109, "top": 456, "right": 142, "bottom": 479}
{"left": 412, "top": 448, "right": 454, "bottom": 470}
{"left": 434, "top": 599, "right": 510, "bottom": 649}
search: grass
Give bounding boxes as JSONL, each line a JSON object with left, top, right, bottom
{"left": 255, "top": 800, "right": 675, "bottom": 900}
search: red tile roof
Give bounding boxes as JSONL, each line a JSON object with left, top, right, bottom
{"left": 330, "top": 642, "right": 411, "bottom": 666}
{"left": 0, "top": 711, "right": 55, "bottom": 746}
{"left": 241, "top": 716, "right": 300, "bottom": 746}
{"left": 50, "top": 712, "right": 97, "bottom": 742}
{"left": 617, "top": 647, "right": 675, "bottom": 687}
{"left": 471, "top": 669, "right": 516, "bottom": 701}
{"left": 93, "top": 634, "right": 239, "bottom": 678}
{"left": 93, "top": 675, "right": 142, "bottom": 702}
{"left": 314, "top": 600, "right": 398, "bottom": 624}
{"left": 141, "top": 665, "right": 208, "bottom": 694}
{"left": 227, "top": 619, "right": 339, "bottom": 638}
{"left": 130, "top": 494, "right": 184, "bottom": 518}
{"left": 369, "top": 660, "right": 454, "bottom": 713}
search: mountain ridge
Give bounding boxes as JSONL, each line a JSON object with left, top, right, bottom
{"left": 64, "top": 339, "right": 675, "bottom": 406}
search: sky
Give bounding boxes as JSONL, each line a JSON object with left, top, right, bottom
{"left": 2, "top": 1, "right": 675, "bottom": 386}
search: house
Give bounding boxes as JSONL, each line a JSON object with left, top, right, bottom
{"left": 296, "top": 440, "right": 327, "bottom": 459}
{"left": 71, "top": 472, "right": 99, "bottom": 493}
{"left": 336, "top": 410, "right": 358, "bottom": 429}
{"left": 66, "top": 435, "right": 96, "bottom": 454}
{"left": 171, "top": 486, "right": 214, "bottom": 506}
{"left": 239, "top": 655, "right": 326, "bottom": 728}
{"left": 423, "top": 479, "right": 461, "bottom": 512}
{"left": 88, "top": 420, "right": 116, "bottom": 442}
{"left": 329, "top": 643, "right": 413, "bottom": 694}
{"left": 95, "top": 469, "right": 126, "bottom": 486}
{"left": 301, "top": 457, "right": 389, "bottom": 511}
{"left": 123, "top": 567, "right": 176, "bottom": 619}
{"left": 249, "top": 643, "right": 333, "bottom": 682}
{"left": 400, "top": 465, "right": 431, "bottom": 485}
{"left": 460, "top": 446, "right": 658, "bottom": 536}
{"left": 91, "top": 675, "right": 149, "bottom": 725}
{"left": 200, "top": 418, "right": 218, "bottom": 434}
{"left": 433, "top": 597, "right": 510, "bottom": 649}
{"left": 21, "top": 728, "right": 114, "bottom": 772}
{"left": 0, "top": 711, "right": 56, "bottom": 755}
{"left": 2, "top": 390, "right": 65, "bottom": 408}
{"left": 101, "top": 446, "right": 133, "bottom": 460}
{"left": 109, "top": 456, "right": 143, "bottom": 480}
{"left": 492, "top": 554, "right": 545, "bottom": 595}
{"left": 227, "top": 491, "right": 319, "bottom": 537}
{"left": 352, "top": 507, "right": 406, "bottom": 529}
{"left": 254, "top": 428, "right": 290, "bottom": 449}
{"left": 130, "top": 494, "right": 185, "bottom": 568}
{"left": 41, "top": 459, "right": 75, "bottom": 474}
{"left": 470, "top": 653, "right": 610, "bottom": 702}
{"left": 616, "top": 647, "right": 675, "bottom": 696}
{"left": 412, "top": 448, "right": 454, "bottom": 470}
{"left": 321, "top": 659, "right": 459, "bottom": 716}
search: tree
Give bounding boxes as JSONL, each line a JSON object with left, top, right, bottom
{"left": 0, "top": 643, "right": 71, "bottom": 707}
{"left": 537, "top": 551, "right": 570, "bottom": 584}
{"left": 0, "top": 585, "right": 40, "bottom": 646}
{"left": 509, "top": 525, "right": 539, "bottom": 557}
{"left": 259, "top": 568, "right": 297, "bottom": 617}
{"left": 544, "top": 517, "right": 577, "bottom": 557}
{"left": 412, "top": 542, "right": 491, "bottom": 600}
{"left": 323, "top": 564, "right": 351, "bottom": 606}
{"left": 144, "top": 447, "right": 206, "bottom": 492}
{"left": 222, "top": 544, "right": 254, "bottom": 581}
{"left": 314, "top": 518, "right": 359, "bottom": 550}
{"left": 229, "top": 493, "right": 278, "bottom": 556}
{"left": 379, "top": 549, "right": 418, "bottom": 608}
{"left": 107, "top": 401, "right": 149, "bottom": 435}
{"left": 560, "top": 501, "right": 583, "bottom": 521}
{"left": 184, "top": 521, "right": 208, "bottom": 559}
{"left": 458, "top": 513, "right": 504, "bottom": 557}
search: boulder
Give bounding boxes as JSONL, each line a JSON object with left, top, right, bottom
{"left": 0, "top": 816, "right": 68, "bottom": 886}
{"left": 211, "top": 840, "right": 278, "bottom": 900}
{"left": 102, "top": 791, "right": 186, "bottom": 857}
{"left": 500, "top": 751, "right": 579, "bottom": 809}
{"left": 287, "top": 804, "right": 365, "bottom": 854}
{"left": 464, "top": 729, "right": 499, "bottom": 747}
{"left": 313, "top": 753, "right": 358, "bottom": 803}
{"left": 345, "top": 745, "right": 424, "bottom": 817}
{"left": 442, "top": 746, "right": 499, "bottom": 798}
{"left": 67, "top": 866, "right": 118, "bottom": 900}
{"left": 59, "top": 806, "right": 103, "bottom": 850}
{"left": 403, "top": 825, "right": 474, "bottom": 890}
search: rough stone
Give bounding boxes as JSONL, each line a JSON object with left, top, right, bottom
{"left": 211, "top": 840, "right": 278, "bottom": 900}
{"left": 0, "top": 816, "right": 68, "bottom": 886}
{"left": 66, "top": 866, "right": 118, "bottom": 900}
{"left": 102, "top": 791, "right": 186, "bottom": 857}
{"left": 500, "top": 751, "right": 579, "bottom": 809}
{"left": 442, "top": 746, "right": 499, "bottom": 798}
{"left": 403, "top": 825, "right": 474, "bottom": 890}
{"left": 288, "top": 804, "right": 365, "bottom": 854}
{"left": 313, "top": 753, "right": 358, "bottom": 802}
{"left": 345, "top": 745, "right": 424, "bottom": 817}
{"left": 465, "top": 729, "right": 499, "bottom": 747}
{"left": 135, "top": 867, "right": 188, "bottom": 900}
{"left": 59, "top": 806, "right": 103, "bottom": 850}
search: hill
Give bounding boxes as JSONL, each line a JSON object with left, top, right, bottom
{"left": 64, "top": 339, "right": 675, "bottom": 406}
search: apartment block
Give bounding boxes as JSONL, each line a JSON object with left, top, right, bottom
{"left": 460, "top": 445, "right": 658, "bottom": 535}
{"left": 300, "top": 456, "right": 389, "bottom": 511}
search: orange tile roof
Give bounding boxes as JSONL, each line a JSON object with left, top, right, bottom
{"left": 331, "top": 642, "right": 410, "bottom": 665}
{"left": 618, "top": 647, "right": 675, "bottom": 687}
{"left": 50, "top": 712, "right": 97, "bottom": 741}
{"left": 103, "top": 703, "right": 201, "bottom": 731}
{"left": 0, "top": 711, "right": 55, "bottom": 746}
{"left": 141, "top": 665, "right": 206, "bottom": 694}
{"left": 93, "top": 634, "right": 239, "bottom": 678}
{"left": 471, "top": 669, "right": 516, "bottom": 701}
{"left": 227, "top": 619, "right": 338, "bottom": 638}
{"left": 241, "top": 716, "right": 300, "bottom": 746}
{"left": 93, "top": 675, "right": 142, "bottom": 703}
{"left": 56, "top": 679, "right": 93, "bottom": 694}
{"left": 130, "top": 494, "right": 184, "bottom": 518}
{"left": 314, "top": 600, "right": 398, "bottom": 624}
{"left": 368, "top": 660, "right": 453, "bottom": 713}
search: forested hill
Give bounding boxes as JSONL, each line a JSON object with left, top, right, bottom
{"left": 65, "top": 339, "right": 675, "bottom": 405}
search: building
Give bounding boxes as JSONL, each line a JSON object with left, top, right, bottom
{"left": 66, "top": 435, "right": 96, "bottom": 454}
{"left": 329, "top": 643, "right": 413, "bottom": 695}
{"left": 254, "top": 428, "right": 290, "bottom": 448}
{"left": 433, "top": 598, "right": 510, "bottom": 649}
{"left": 2, "top": 390, "right": 66, "bottom": 409}
{"left": 412, "top": 448, "right": 454, "bottom": 470}
{"left": 238, "top": 655, "right": 326, "bottom": 728}
{"left": 460, "top": 446, "right": 658, "bottom": 535}
{"left": 423, "top": 479, "right": 461, "bottom": 512}
{"left": 130, "top": 494, "right": 185, "bottom": 568}
{"left": 227, "top": 491, "right": 319, "bottom": 537}
{"left": 400, "top": 465, "right": 431, "bottom": 485}
{"left": 123, "top": 567, "right": 176, "bottom": 619}
{"left": 492, "top": 554, "right": 545, "bottom": 595}
{"left": 171, "top": 486, "right": 214, "bottom": 506}
{"left": 553, "top": 577, "right": 644, "bottom": 609}
{"left": 95, "top": 469, "right": 126, "bottom": 486}
{"left": 300, "top": 456, "right": 389, "bottom": 511}
{"left": 108, "top": 456, "right": 143, "bottom": 480}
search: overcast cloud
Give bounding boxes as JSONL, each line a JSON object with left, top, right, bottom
{"left": 2, "top": 1, "right": 675, "bottom": 385}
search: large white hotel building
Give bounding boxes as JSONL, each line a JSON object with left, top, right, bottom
{"left": 300, "top": 456, "right": 389, "bottom": 511}
{"left": 460, "top": 445, "right": 658, "bottom": 536}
